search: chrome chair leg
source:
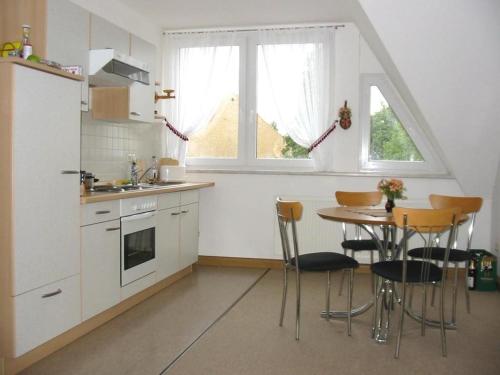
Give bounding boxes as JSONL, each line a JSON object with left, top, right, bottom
{"left": 326, "top": 271, "right": 331, "bottom": 321}
{"left": 370, "top": 251, "right": 375, "bottom": 294}
{"left": 279, "top": 266, "right": 288, "bottom": 326}
{"left": 451, "top": 262, "right": 459, "bottom": 324}
{"left": 338, "top": 248, "right": 347, "bottom": 296}
{"left": 295, "top": 270, "right": 301, "bottom": 340}
{"left": 421, "top": 283, "right": 427, "bottom": 336}
{"left": 395, "top": 281, "right": 406, "bottom": 359}
{"left": 440, "top": 282, "right": 447, "bottom": 357}
{"left": 372, "top": 276, "right": 380, "bottom": 338}
{"left": 464, "top": 259, "right": 471, "bottom": 314}
{"left": 347, "top": 269, "right": 353, "bottom": 336}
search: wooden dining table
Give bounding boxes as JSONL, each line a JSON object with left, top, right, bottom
{"left": 316, "top": 206, "right": 465, "bottom": 342}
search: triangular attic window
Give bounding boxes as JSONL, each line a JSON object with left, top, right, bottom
{"left": 369, "top": 85, "right": 423, "bottom": 162}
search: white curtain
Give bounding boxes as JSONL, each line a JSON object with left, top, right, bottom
{"left": 162, "top": 32, "right": 239, "bottom": 166}
{"left": 257, "top": 28, "right": 335, "bottom": 170}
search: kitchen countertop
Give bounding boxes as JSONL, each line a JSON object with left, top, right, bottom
{"left": 80, "top": 182, "right": 214, "bottom": 204}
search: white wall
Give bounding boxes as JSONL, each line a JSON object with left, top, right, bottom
{"left": 356, "top": 0, "right": 500, "bottom": 200}
{"left": 190, "top": 172, "right": 495, "bottom": 262}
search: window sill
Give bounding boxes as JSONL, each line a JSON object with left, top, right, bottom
{"left": 187, "top": 167, "right": 454, "bottom": 179}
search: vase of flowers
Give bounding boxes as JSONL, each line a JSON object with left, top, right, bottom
{"left": 377, "top": 178, "right": 406, "bottom": 213}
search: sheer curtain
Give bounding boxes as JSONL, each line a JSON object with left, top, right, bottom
{"left": 162, "top": 32, "right": 239, "bottom": 165}
{"left": 257, "top": 28, "right": 335, "bottom": 170}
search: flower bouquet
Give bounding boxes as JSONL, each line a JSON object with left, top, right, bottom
{"left": 377, "top": 178, "right": 407, "bottom": 212}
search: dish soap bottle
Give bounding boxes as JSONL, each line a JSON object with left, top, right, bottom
{"left": 151, "top": 156, "right": 158, "bottom": 182}
{"left": 21, "top": 24, "right": 32, "bottom": 59}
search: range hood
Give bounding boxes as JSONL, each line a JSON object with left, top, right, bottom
{"left": 89, "top": 49, "right": 150, "bottom": 86}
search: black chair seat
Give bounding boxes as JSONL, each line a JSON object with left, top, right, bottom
{"left": 408, "top": 247, "right": 472, "bottom": 262}
{"left": 371, "top": 260, "right": 442, "bottom": 283}
{"left": 341, "top": 239, "right": 399, "bottom": 252}
{"left": 291, "top": 252, "right": 359, "bottom": 272}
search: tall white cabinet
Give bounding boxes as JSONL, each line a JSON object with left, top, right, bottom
{"left": 0, "top": 61, "right": 83, "bottom": 358}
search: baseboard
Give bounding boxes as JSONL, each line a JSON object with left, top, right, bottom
{"left": 4, "top": 266, "right": 192, "bottom": 375}
{"left": 198, "top": 256, "right": 283, "bottom": 269}
{"left": 197, "top": 256, "right": 378, "bottom": 273}
{"left": 197, "top": 256, "right": 468, "bottom": 278}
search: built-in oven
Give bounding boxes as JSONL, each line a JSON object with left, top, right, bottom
{"left": 120, "top": 196, "right": 158, "bottom": 286}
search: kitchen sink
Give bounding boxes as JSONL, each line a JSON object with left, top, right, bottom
{"left": 92, "top": 184, "right": 157, "bottom": 193}
{"left": 148, "top": 181, "right": 185, "bottom": 186}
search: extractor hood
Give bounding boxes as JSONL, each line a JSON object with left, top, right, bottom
{"left": 89, "top": 49, "right": 150, "bottom": 86}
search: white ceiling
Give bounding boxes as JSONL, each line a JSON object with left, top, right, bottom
{"left": 117, "top": 0, "right": 354, "bottom": 30}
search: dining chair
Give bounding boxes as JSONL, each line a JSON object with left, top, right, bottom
{"left": 408, "top": 194, "right": 482, "bottom": 323}
{"left": 335, "top": 191, "right": 383, "bottom": 295}
{"left": 371, "top": 207, "right": 459, "bottom": 358}
{"left": 276, "top": 198, "right": 359, "bottom": 339}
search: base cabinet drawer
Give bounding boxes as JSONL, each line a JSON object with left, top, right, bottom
{"left": 14, "top": 274, "right": 81, "bottom": 356}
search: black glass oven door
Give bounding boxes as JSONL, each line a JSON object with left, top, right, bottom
{"left": 124, "top": 227, "right": 155, "bottom": 270}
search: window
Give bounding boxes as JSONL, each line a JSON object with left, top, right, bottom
{"left": 164, "top": 28, "right": 334, "bottom": 169}
{"left": 360, "top": 74, "right": 445, "bottom": 173}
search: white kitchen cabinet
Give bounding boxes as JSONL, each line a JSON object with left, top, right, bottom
{"left": 46, "top": 0, "right": 90, "bottom": 111}
{"left": 157, "top": 207, "right": 181, "bottom": 280}
{"left": 129, "top": 35, "right": 156, "bottom": 123}
{"left": 157, "top": 192, "right": 199, "bottom": 280}
{"left": 12, "top": 65, "right": 81, "bottom": 296}
{"left": 81, "top": 220, "right": 121, "bottom": 321}
{"left": 90, "top": 14, "right": 130, "bottom": 53}
{"left": 14, "top": 274, "right": 81, "bottom": 357}
{"left": 179, "top": 203, "right": 200, "bottom": 269}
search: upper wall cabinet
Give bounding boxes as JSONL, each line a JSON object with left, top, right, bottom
{"left": 0, "top": 0, "right": 88, "bottom": 111}
{"left": 46, "top": 0, "right": 90, "bottom": 111}
{"left": 130, "top": 35, "right": 156, "bottom": 123}
{"left": 90, "top": 14, "right": 130, "bottom": 53}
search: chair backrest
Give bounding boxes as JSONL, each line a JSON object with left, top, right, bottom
{"left": 335, "top": 191, "right": 383, "bottom": 207}
{"left": 429, "top": 194, "right": 482, "bottom": 250}
{"left": 276, "top": 198, "right": 303, "bottom": 266}
{"left": 429, "top": 194, "right": 482, "bottom": 214}
{"left": 393, "top": 207, "right": 460, "bottom": 283}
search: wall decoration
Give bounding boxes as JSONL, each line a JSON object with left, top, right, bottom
{"left": 339, "top": 100, "right": 352, "bottom": 130}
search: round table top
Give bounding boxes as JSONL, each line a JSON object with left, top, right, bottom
{"left": 317, "top": 206, "right": 394, "bottom": 226}
{"left": 317, "top": 206, "right": 469, "bottom": 226}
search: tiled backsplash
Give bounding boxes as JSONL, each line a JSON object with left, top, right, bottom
{"left": 81, "top": 112, "right": 162, "bottom": 181}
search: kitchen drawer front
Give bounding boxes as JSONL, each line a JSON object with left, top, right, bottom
{"left": 158, "top": 192, "right": 180, "bottom": 210}
{"left": 81, "top": 200, "right": 120, "bottom": 226}
{"left": 14, "top": 274, "right": 81, "bottom": 357}
{"left": 180, "top": 190, "right": 199, "bottom": 206}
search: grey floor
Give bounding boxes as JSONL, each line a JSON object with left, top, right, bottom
{"left": 23, "top": 266, "right": 500, "bottom": 375}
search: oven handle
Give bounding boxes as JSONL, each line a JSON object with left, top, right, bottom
{"left": 121, "top": 211, "right": 156, "bottom": 222}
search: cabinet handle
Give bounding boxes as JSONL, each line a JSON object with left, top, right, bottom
{"left": 106, "top": 227, "right": 121, "bottom": 232}
{"left": 181, "top": 210, "right": 189, "bottom": 214}
{"left": 130, "top": 111, "right": 141, "bottom": 116}
{"left": 42, "top": 289, "right": 62, "bottom": 298}
{"left": 171, "top": 212, "right": 181, "bottom": 216}
{"left": 95, "top": 210, "right": 111, "bottom": 215}
{"left": 81, "top": 100, "right": 88, "bottom": 105}
{"left": 61, "top": 170, "right": 80, "bottom": 175}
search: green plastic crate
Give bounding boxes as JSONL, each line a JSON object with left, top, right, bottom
{"left": 471, "top": 250, "right": 497, "bottom": 291}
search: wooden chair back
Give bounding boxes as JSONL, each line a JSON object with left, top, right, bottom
{"left": 429, "top": 194, "right": 483, "bottom": 214}
{"left": 392, "top": 207, "right": 460, "bottom": 233}
{"left": 336, "top": 191, "right": 383, "bottom": 207}
{"left": 276, "top": 199, "right": 303, "bottom": 221}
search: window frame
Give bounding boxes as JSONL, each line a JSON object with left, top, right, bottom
{"left": 359, "top": 73, "right": 445, "bottom": 174}
{"left": 182, "top": 30, "right": 333, "bottom": 169}
{"left": 178, "top": 36, "right": 247, "bottom": 167}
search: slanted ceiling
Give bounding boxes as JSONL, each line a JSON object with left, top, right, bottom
{"left": 117, "top": 0, "right": 500, "bottom": 197}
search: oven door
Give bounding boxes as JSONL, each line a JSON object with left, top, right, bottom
{"left": 121, "top": 211, "right": 157, "bottom": 286}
